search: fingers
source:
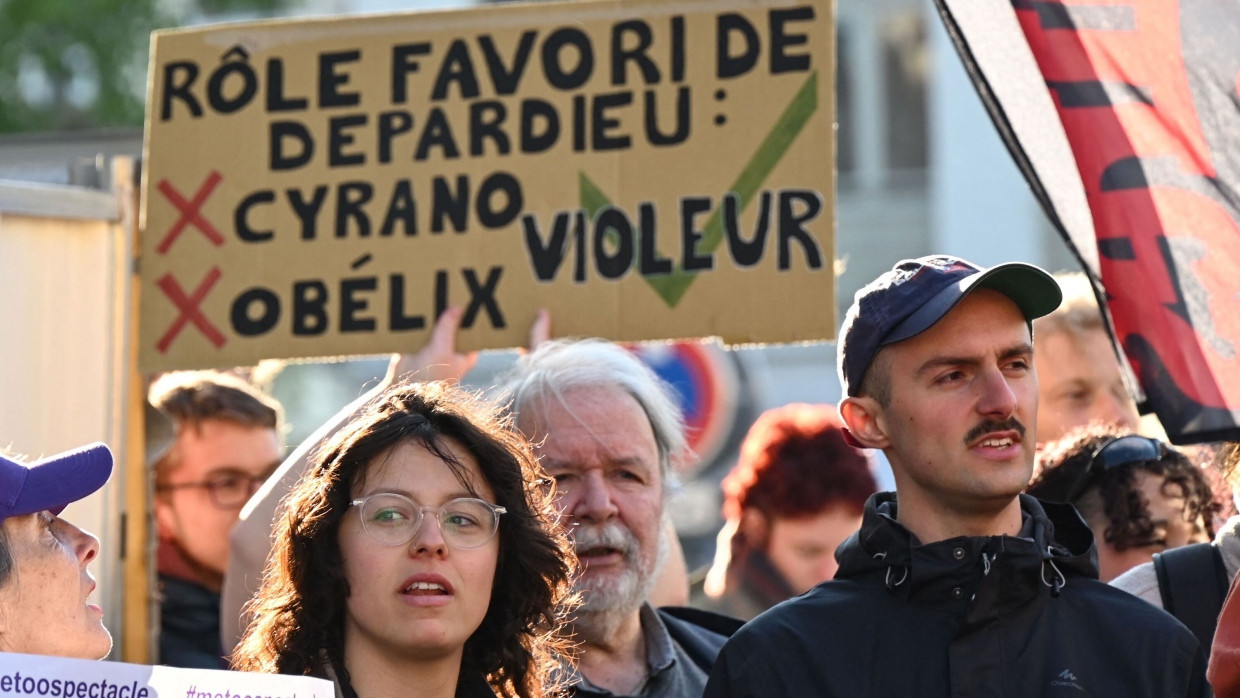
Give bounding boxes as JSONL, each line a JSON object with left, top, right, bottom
{"left": 453, "top": 347, "right": 480, "bottom": 380}
{"left": 388, "top": 306, "right": 475, "bottom": 384}
{"left": 391, "top": 306, "right": 544, "bottom": 383}
{"left": 427, "top": 306, "right": 465, "bottom": 352}
{"left": 527, "top": 308, "right": 551, "bottom": 352}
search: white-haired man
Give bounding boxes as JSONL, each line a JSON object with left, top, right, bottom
{"left": 501, "top": 339, "right": 736, "bottom": 697}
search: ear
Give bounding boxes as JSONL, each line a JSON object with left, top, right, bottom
{"left": 739, "top": 508, "right": 770, "bottom": 547}
{"left": 840, "top": 396, "right": 892, "bottom": 450}
{"left": 0, "top": 590, "right": 9, "bottom": 636}
{"left": 154, "top": 495, "right": 177, "bottom": 541}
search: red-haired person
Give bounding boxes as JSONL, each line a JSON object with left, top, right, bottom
{"left": 700, "top": 404, "right": 877, "bottom": 619}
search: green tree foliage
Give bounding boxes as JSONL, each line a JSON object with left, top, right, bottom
{"left": 0, "top": 0, "right": 292, "bottom": 133}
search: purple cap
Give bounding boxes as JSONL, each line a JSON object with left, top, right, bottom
{"left": 838, "top": 255, "right": 1062, "bottom": 397}
{"left": 0, "top": 443, "right": 113, "bottom": 519}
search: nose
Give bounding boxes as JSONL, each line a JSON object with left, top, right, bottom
{"left": 976, "top": 367, "right": 1018, "bottom": 419}
{"left": 67, "top": 522, "right": 100, "bottom": 566}
{"left": 408, "top": 512, "right": 448, "bottom": 558}
{"left": 1102, "top": 388, "right": 1140, "bottom": 430}
{"left": 570, "top": 472, "right": 618, "bottom": 524}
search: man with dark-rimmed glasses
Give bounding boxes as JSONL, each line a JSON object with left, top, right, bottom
{"left": 150, "top": 370, "right": 284, "bottom": 668}
{"left": 1028, "top": 427, "right": 1215, "bottom": 583}
{"left": 704, "top": 255, "right": 1208, "bottom": 698}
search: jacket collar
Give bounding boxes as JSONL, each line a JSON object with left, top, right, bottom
{"left": 556, "top": 603, "right": 678, "bottom": 692}
{"left": 835, "top": 492, "right": 1099, "bottom": 612}
{"left": 157, "top": 537, "right": 224, "bottom": 592}
{"left": 730, "top": 546, "right": 798, "bottom": 609}
{"left": 320, "top": 650, "right": 496, "bottom": 698}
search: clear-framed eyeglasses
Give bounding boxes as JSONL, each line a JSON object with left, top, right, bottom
{"left": 350, "top": 493, "right": 506, "bottom": 549}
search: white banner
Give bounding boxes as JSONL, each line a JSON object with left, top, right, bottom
{"left": 0, "top": 653, "right": 332, "bottom": 698}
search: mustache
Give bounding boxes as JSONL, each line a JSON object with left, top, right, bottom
{"left": 572, "top": 523, "right": 636, "bottom": 558}
{"left": 963, "top": 417, "right": 1026, "bottom": 445}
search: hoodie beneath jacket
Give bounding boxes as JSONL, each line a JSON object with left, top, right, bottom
{"left": 703, "top": 492, "right": 1209, "bottom": 698}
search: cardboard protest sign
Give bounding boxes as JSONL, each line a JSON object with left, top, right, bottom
{"left": 0, "top": 652, "right": 330, "bottom": 698}
{"left": 140, "top": 0, "right": 835, "bottom": 371}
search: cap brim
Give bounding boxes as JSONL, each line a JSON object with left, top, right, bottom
{"left": 885, "top": 262, "right": 1062, "bottom": 345}
{"left": 11, "top": 443, "right": 113, "bottom": 518}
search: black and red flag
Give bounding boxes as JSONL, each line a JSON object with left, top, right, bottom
{"left": 933, "top": 0, "right": 1240, "bottom": 444}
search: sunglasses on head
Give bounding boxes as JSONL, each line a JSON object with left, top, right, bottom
{"left": 1058, "top": 434, "right": 1166, "bottom": 503}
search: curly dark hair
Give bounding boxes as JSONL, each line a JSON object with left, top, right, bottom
{"left": 1219, "top": 441, "right": 1240, "bottom": 492}
{"left": 231, "top": 381, "right": 576, "bottom": 698}
{"left": 1029, "top": 424, "right": 1218, "bottom": 551}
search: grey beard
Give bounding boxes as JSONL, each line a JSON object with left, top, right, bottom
{"left": 571, "top": 517, "right": 670, "bottom": 643}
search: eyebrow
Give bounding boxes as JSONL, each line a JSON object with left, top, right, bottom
{"left": 358, "top": 487, "right": 479, "bottom": 502}
{"left": 1051, "top": 379, "right": 1091, "bottom": 396}
{"left": 915, "top": 342, "right": 1034, "bottom": 377}
{"left": 209, "top": 460, "right": 284, "bottom": 476}
{"left": 541, "top": 456, "right": 652, "bottom": 470}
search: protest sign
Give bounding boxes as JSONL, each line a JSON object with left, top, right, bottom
{"left": 0, "top": 652, "right": 330, "bottom": 698}
{"left": 140, "top": 0, "right": 835, "bottom": 371}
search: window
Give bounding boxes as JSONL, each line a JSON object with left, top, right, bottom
{"left": 881, "top": 14, "right": 928, "bottom": 172}
{"left": 836, "top": 27, "right": 855, "bottom": 176}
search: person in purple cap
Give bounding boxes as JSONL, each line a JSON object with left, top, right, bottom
{"left": 703, "top": 255, "right": 1209, "bottom": 697}
{"left": 0, "top": 442, "right": 113, "bottom": 659}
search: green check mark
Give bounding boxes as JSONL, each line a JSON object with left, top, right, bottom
{"left": 579, "top": 70, "right": 820, "bottom": 308}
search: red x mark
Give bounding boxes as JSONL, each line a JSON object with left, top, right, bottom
{"left": 156, "top": 171, "right": 225, "bottom": 255}
{"left": 155, "top": 268, "right": 227, "bottom": 353}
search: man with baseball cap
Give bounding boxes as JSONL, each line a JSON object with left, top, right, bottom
{"left": 0, "top": 443, "right": 114, "bottom": 659}
{"left": 704, "top": 255, "right": 1208, "bottom": 697}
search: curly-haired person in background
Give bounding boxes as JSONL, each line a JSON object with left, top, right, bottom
{"left": 1112, "top": 441, "right": 1240, "bottom": 664}
{"left": 1027, "top": 425, "right": 1216, "bottom": 582}
{"left": 231, "top": 381, "right": 576, "bottom": 698}
{"left": 698, "top": 404, "right": 877, "bottom": 620}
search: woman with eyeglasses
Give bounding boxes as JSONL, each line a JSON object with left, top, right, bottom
{"left": 1027, "top": 425, "right": 1217, "bottom": 582}
{"left": 232, "top": 381, "right": 575, "bottom": 698}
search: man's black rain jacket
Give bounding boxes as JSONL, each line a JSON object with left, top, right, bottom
{"left": 703, "top": 493, "right": 1209, "bottom": 697}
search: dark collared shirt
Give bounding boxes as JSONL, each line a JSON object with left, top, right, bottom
{"left": 568, "top": 604, "right": 712, "bottom": 698}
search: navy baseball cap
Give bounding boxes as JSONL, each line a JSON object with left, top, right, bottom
{"left": 0, "top": 443, "right": 113, "bottom": 519}
{"left": 838, "top": 255, "right": 1062, "bottom": 397}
